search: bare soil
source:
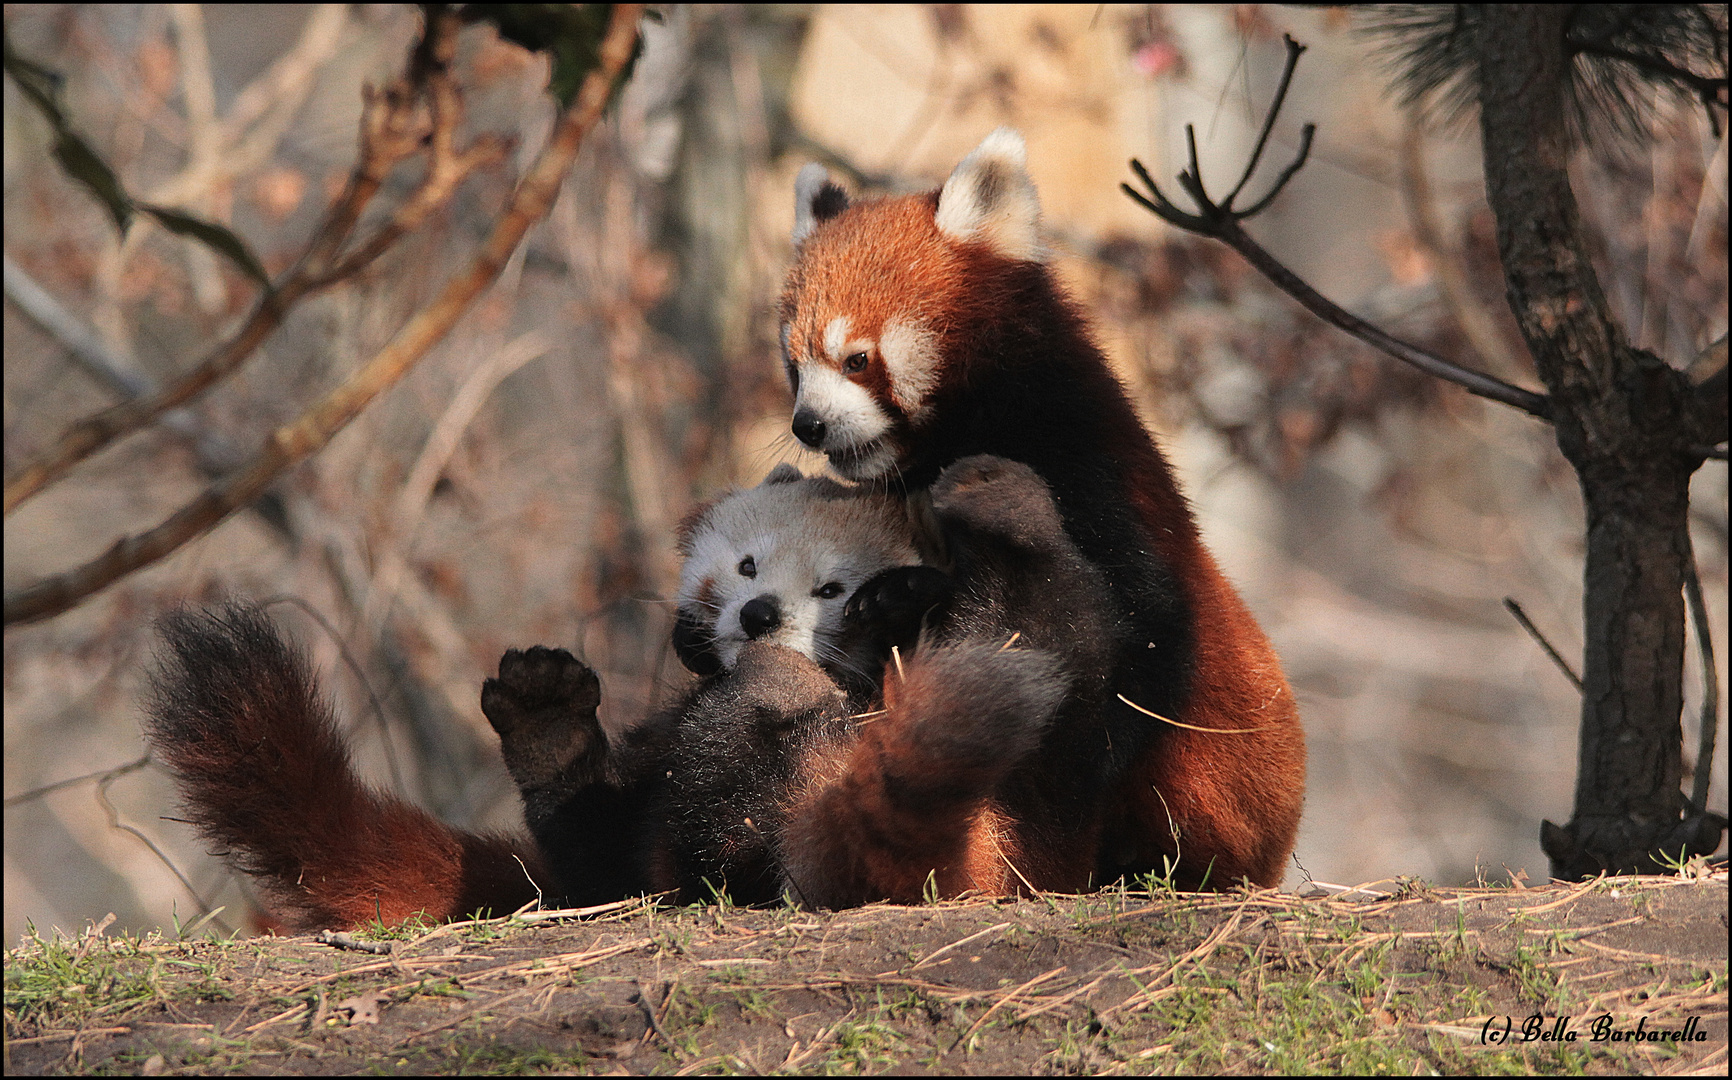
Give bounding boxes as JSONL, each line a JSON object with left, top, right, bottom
{"left": 5, "top": 870, "right": 1726, "bottom": 1075}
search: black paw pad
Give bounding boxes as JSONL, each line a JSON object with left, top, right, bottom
{"left": 845, "top": 566, "right": 953, "bottom": 633}
{"left": 482, "top": 646, "right": 601, "bottom": 738}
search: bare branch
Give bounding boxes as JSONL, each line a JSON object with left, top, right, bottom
{"left": 95, "top": 758, "right": 228, "bottom": 931}
{"left": 219, "top": 6, "right": 350, "bottom": 167}
{"left": 2, "top": 5, "right": 646, "bottom": 627}
{"left": 1212, "top": 217, "right": 1553, "bottom": 418}
{"left": 1, "top": 11, "right": 505, "bottom": 517}
{"left": 2, "top": 252, "right": 272, "bottom": 484}
{"left": 1222, "top": 35, "right": 1307, "bottom": 212}
{"left": 167, "top": 3, "right": 226, "bottom": 311}
{"left": 1120, "top": 34, "right": 1554, "bottom": 422}
{"left": 360, "top": 331, "right": 550, "bottom": 637}
{"left": 4, "top": 253, "right": 153, "bottom": 402}
{"left": 1502, "top": 598, "right": 1584, "bottom": 692}
{"left": 3, "top": 755, "right": 149, "bottom": 808}
{"left": 1230, "top": 122, "right": 1315, "bottom": 220}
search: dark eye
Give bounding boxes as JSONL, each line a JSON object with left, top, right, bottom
{"left": 814, "top": 582, "right": 845, "bottom": 599}
{"left": 843, "top": 352, "right": 869, "bottom": 374}
{"left": 738, "top": 556, "right": 756, "bottom": 578}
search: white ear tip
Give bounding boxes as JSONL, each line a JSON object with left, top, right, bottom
{"left": 795, "top": 163, "right": 831, "bottom": 202}
{"left": 975, "top": 127, "right": 1026, "bottom": 163}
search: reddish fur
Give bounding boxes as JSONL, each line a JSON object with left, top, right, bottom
{"left": 777, "top": 642, "right": 1066, "bottom": 907}
{"left": 146, "top": 605, "right": 545, "bottom": 931}
{"left": 1113, "top": 535, "right": 1304, "bottom": 888}
{"left": 777, "top": 184, "right": 1305, "bottom": 898}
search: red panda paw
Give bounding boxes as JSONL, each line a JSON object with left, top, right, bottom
{"left": 929, "top": 454, "right": 1068, "bottom": 553}
{"left": 483, "top": 647, "right": 605, "bottom": 790}
{"left": 843, "top": 566, "right": 953, "bottom": 642}
{"left": 879, "top": 641, "right": 1071, "bottom": 795}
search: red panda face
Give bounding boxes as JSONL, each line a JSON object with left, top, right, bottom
{"left": 780, "top": 129, "right": 1043, "bottom": 481}
{"left": 673, "top": 465, "right": 920, "bottom": 676}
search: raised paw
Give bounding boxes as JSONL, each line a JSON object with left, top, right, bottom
{"left": 844, "top": 566, "right": 953, "bottom": 639}
{"left": 482, "top": 646, "right": 605, "bottom": 790}
{"left": 929, "top": 454, "right": 1068, "bottom": 552}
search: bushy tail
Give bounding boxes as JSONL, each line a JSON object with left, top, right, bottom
{"left": 777, "top": 641, "right": 1068, "bottom": 908}
{"left": 144, "top": 603, "right": 543, "bottom": 932}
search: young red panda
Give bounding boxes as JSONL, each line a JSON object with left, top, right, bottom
{"left": 141, "top": 468, "right": 941, "bottom": 927}
{"left": 773, "top": 128, "right": 1306, "bottom": 895}
{"left": 490, "top": 453, "right": 1114, "bottom": 909}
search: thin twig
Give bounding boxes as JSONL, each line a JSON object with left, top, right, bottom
{"left": 954, "top": 965, "right": 1068, "bottom": 1048}
{"left": 1503, "top": 598, "right": 1584, "bottom": 692}
{"left": 907, "top": 921, "right": 1012, "bottom": 971}
{"left": 314, "top": 930, "right": 394, "bottom": 954}
{"left": 94, "top": 762, "right": 232, "bottom": 935}
{"left": 3, "top": 755, "right": 150, "bottom": 808}
{"left": 258, "top": 595, "right": 404, "bottom": 798}
{"left": 361, "top": 330, "right": 550, "bottom": 636}
{"left": 1120, "top": 34, "right": 1554, "bottom": 422}
{"left": 633, "top": 982, "right": 681, "bottom": 1057}
{"left": 1221, "top": 35, "right": 1307, "bottom": 212}
{"left": 3, "top": 6, "right": 645, "bottom": 626}
{"left": 1117, "top": 693, "right": 1278, "bottom": 733}
{"left": 1683, "top": 535, "right": 1718, "bottom": 815}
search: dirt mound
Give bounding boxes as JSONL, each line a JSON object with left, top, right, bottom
{"left": 6, "top": 869, "right": 1725, "bottom": 1074}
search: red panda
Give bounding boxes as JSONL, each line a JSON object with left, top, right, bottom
{"left": 488, "top": 454, "right": 1123, "bottom": 909}
{"left": 772, "top": 128, "right": 1306, "bottom": 895}
{"left": 142, "top": 468, "right": 934, "bottom": 928}
{"left": 493, "top": 463, "right": 942, "bottom": 905}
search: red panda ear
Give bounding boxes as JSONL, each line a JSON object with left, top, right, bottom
{"left": 793, "top": 163, "right": 850, "bottom": 246}
{"left": 675, "top": 500, "right": 718, "bottom": 557}
{"left": 935, "top": 127, "right": 1043, "bottom": 262}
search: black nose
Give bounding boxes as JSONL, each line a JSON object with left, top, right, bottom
{"left": 740, "top": 596, "right": 782, "bottom": 639}
{"left": 792, "top": 410, "right": 827, "bottom": 449}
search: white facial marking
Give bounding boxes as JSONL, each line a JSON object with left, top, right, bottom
{"left": 795, "top": 363, "right": 891, "bottom": 449}
{"left": 829, "top": 442, "right": 896, "bottom": 481}
{"left": 676, "top": 477, "right": 920, "bottom": 671}
{"left": 879, "top": 317, "right": 939, "bottom": 418}
{"left": 823, "top": 317, "right": 851, "bottom": 362}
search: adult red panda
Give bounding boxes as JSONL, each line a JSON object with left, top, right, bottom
{"left": 772, "top": 128, "right": 1306, "bottom": 895}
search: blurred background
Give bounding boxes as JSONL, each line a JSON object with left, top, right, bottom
{"left": 4, "top": 4, "right": 1726, "bottom": 945}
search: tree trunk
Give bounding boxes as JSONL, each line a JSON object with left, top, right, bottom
{"left": 1475, "top": 5, "right": 1725, "bottom": 878}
